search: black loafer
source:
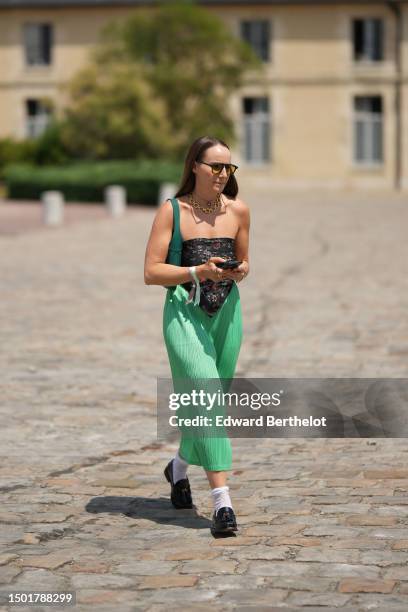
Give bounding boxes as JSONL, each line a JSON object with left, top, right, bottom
{"left": 164, "top": 459, "right": 193, "bottom": 509}
{"left": 211, "top": 506, "right": 238, "bottom": 535}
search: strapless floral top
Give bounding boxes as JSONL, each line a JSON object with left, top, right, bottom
{"left": 181, "top": 237, "right": 236, "bottom": 317}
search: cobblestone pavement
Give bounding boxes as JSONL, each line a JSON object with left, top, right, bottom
{"left": 1, "top": 189, "right": 408, "bottom": 611}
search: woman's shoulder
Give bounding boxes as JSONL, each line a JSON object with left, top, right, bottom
{"left": 223, "top": 195, "right": 250, "bottom": 218}
{"left": 157, "top": 198, "right": 174, "bottom": 216}
{"left": 155, "top": 198, "right": 175, "bottom": 230}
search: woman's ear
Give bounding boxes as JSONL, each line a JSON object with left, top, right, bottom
{"left": 192, "top": 161, "right": 197, "bottom": 174}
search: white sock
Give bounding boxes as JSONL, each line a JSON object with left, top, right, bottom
{"left": 172, "top": 450, "right": 188, "bottom": 483}
{"left": 211, "top": 485, "right": 233, "bottom": 514}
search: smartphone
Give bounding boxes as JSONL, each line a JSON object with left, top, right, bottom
{"left": 216, "top": 259, "right": 242, "bottom": 270}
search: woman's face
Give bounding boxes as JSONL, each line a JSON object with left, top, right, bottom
{"left": 192, "top": 144, "right": 231, "bottom": 196}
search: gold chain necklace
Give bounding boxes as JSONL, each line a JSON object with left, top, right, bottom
{"left": 189, "top": 192, "right": 221, "bottom": 214}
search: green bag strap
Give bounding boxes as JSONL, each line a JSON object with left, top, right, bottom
{"left": 164, "top": 197, "right": 182, "bottom": 290}
{"left": 170, "top": 198, "right": 181, "bottom": 246}
{"left": 169, "top": 198, "right": 183, "bottom": 252}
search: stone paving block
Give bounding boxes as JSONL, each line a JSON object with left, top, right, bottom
{"left": 391, "top": 540, "right": 408, "bottom": 550}
{"left": 71, "top": 573, "right": 137, "bottom": 589}
{"left": 295, "top": 548, "right": 360, "bottom": 563}
{"left": 247, "top": 561, "right": 314, "bottom": 577}
{"left": 359, "top": 549, "right": 408, "bottom": 567}
{"left": 350, "top": 594, "right": 408, "bottom": 609}
{"left": 263, "top": 575, "right": 336, "bottom": 591}
{"left": 368, "top": 528, "right": 408, "bottom": 539}
{"left": 9, "top": 568, "right": 69, "bottom": 591}
{"left": 0, "top": 512, "right": 27, "bottom": 524}
{"left": 0, "top": 554, "right": 18, "bottom": 566}
{"left": 383, "top": 566, "right": 408, "bottom": 580}
{"left": 349, "top": 488, "right": 395, "bottom": 496}
{"left": 210, "top": 536, "right": 261, "bottom": 547}
{"left": 217, "top": 588, "right": 288, "bottom": 606}
{"left": 69, "top": 560, "right": 112, "bottom": 573}
{"left": 0, "top": 528, "right": 25, "bottom": 545}
{"left": 144, "top": 587, "right": 219, "bottom": 604}
{"left": 328, "top": 537, "right": 388, "bottom": 550}
{"left": 364, "top": 469, "right": 408, "bottom": 479}
{"left": 165, "top": 550, "right": 219, "bottom": 561}
{"left": 270, "top": 536, "right": 322, "bottom": 547}
{"left": 227, "top": 545, "right": 291, "bottom": 561}
{"left": 302, "top": 526, "right": 363, "bottom": 537}
{"left": 243, "top": 524, "right": 306, "bottom": 537}
{"left": 286, "top": 591, "right": 352, "bottom": 606}
{"left": 397, "top": 581, "right": 408, "bottom": 594}
{"left": 138, "top": 575, "right": 200, "bottom": 589}
{"left": 338, "top": 578, "right": 396, "bottom": 593}
{"left": 199, "top": 574, "right": 265, "bottom": 590}
{"left": 306, "top": 563, "right": 380, "bottom": 579}
{"left": 115, "top": 561, "right": 177, "bottom": 575}
{"left": 76, "top": 589, "right": 139, "bottom": 605}
{"left": 345, "top": 514, "right": 399, "bottom": 526}
{"left": 257, "top": 499, "right": 313, "bottom": 512}
{"left": 317, "top": 503, "right": 372, "bottom": 514}
{"left": 321, "top": 478, "right": 389, "bottom": 488}
{"left": 233, "top": 514, "right": 273, "bottom": 524}
{"left": 0, "top": 565, "right": 22, "bottom": 584}
{"left": 17, "top": 550, "right": 75, "bottom": 570}
{"left": 179, "top": 559, "right": 238, "bottom": 574}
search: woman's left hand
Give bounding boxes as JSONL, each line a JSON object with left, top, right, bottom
{"left": 220, "top": 261, "right": 249, "bottom": 283}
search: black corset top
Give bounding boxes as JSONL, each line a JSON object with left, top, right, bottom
{"left": 181, "top": 237, "right": 236, "bottom": 317}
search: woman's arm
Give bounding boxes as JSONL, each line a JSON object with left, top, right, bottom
{"left": 223, "top": 198, "right": 250, "bottom": 283}
{"left": 144, "top": 200, "right": 190, "bottom": 286}
{"left": 144, "top": 200, "right": 228, "bottom": 287}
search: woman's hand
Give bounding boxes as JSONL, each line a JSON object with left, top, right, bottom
{"left": 220, "top": 261, "right": 249, "bottom": 283}
{"left": 197, "top": 258, "right": 249, "bottom": 283}
{"left": 196, "top": 257, "right": 226, "bottom": 282}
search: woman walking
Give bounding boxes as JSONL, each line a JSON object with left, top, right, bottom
{"left": 144, "top": 135, "right": 250, "bottom": 535}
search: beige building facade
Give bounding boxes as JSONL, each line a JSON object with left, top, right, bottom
{"left": 0, "top": 0, "right": 407, "bottom": 190}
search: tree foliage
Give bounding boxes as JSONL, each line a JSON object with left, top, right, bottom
{"left": 60, "top": 0, "right": 261, "bottom": 159}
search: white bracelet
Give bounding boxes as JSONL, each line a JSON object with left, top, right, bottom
{"left": 186, "top": 265, "right": 201, "bottom": 306}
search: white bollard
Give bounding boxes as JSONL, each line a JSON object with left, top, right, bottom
{"left": 42, "top": 191, "right": 64, "bottom": 226}
{"left": 158, "top": 182, "right": 177, "bottom": 206}
{"left": 105, "top": 185, "right": 126, "bottom": 217}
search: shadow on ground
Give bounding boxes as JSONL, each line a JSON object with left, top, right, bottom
{"left": 85, "top": 495, "right": 212, "bottom": 529}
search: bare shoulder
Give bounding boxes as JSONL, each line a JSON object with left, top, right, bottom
{"left": 158, "top": 198, "right": 173, "bottom": 214}
{"left": 156, "top": 198, "right": 173, "bottom": 220}
{"left": 224, "top": 195, "right": 250, "bottom": 221}
{"left": 150, "top": 199, "right": 175, "bottom": 234}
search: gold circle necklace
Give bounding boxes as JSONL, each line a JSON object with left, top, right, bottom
{"left": 189, "top": 192, "right": 221, "bottom": 215}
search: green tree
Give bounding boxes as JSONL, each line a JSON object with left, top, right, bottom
{"left": 61, "top": 63, "right": 172, "bottom": 160}
{"left": 61, "top": 0, "right": 261, "bottom": 159}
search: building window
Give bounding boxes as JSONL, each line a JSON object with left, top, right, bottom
{"left": 23, "top": 23, "right": 53, "bottom": 66}
{"left": 241, "top": 20, "right": 270, "bottom": 62}
{"left": 353, "top": 96, "right": 383, "bottom": 164}
{"left": 352, "top": 18, "right": 384, "bottom": 62}
{"left": 242, "top": 97, "right": 270, "bottom": 163}
{"left": 25, "top": 99, "right": 52, "bottom": 138}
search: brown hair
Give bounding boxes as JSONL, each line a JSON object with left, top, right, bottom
{"left": 175, "top": 135, "right": 238, "bottom": 199}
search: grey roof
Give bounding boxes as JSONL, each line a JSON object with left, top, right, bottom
{"left": 0, "top": 0, "right": 404, "bottom": 7}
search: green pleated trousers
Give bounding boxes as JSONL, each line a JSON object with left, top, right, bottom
{"left": 163, "top": 282, "right": 242, "bottom": 471}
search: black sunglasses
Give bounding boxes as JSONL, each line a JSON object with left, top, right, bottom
{"left": 197, "top": 161, "right": 238, "bottom": 176}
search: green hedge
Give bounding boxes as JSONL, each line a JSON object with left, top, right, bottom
{"left": 0, "top": 139, "right": 38, "bottom": 179}
{"left": 4, "top": 160, "right": 183, "bottom": 205}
